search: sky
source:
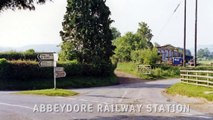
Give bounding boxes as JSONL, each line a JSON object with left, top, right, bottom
{"left": 0, "top": 0, "right": 212, "bottom": 49}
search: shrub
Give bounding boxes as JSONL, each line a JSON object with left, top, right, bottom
{"left": 131, "top": 48, "right": 160, "bottom": 66}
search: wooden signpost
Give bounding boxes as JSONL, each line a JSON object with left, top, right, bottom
{"left": 55, "top": 67, "right": 66, "bottom": 78}
{"left": 37, "top": 52, "right": 66, "bottom": 89}
{"left": 38, "top": 61, "right": 54, "bottom": 67}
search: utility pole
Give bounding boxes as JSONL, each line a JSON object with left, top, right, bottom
{"left": 194, "top": 0, "right": 198, "bottom": 67}
{"left": 183, "top": 0, "right": 187, "bottom": 67}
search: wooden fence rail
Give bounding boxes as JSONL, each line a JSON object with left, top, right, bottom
{"left": 180, "top": 70, "right": 213, "bottom": 88}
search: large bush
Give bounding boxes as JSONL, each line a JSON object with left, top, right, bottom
{"left": 131, "top": 48, "right": 160, "bottom": 66}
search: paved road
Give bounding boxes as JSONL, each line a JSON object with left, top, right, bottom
{"left": 0, "top": 72, "right": 212, "bottom": 120}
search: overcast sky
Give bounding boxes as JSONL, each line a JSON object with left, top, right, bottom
{"left": 0, "top": 0, "right": 212, "bottom": 49}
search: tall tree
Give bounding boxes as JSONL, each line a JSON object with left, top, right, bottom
{"left": 137, "top": 22, "right": 153, "bottom": 48}
{"left": 0, "top": 0, "right": 49, "bottom": 11}
{"left": 60, "top": 0, "right": 115, "bottom": 65}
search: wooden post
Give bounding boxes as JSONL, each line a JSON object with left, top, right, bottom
{"left": 207, "top": 73, "right": 209, "bottom": 87}
{"left": 196, "top": 72, "right": 198, "bottom": 85}
{"left": 183, "top": 0, "right": 187, "bottom": 67}
{"left": 194, "top": 0, "right": 198, "bottom": 67}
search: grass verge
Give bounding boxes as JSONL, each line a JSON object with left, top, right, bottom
{"left": 17, "top": 89, "right": 79, "bottom": 97}
{"left": 116, "top": 62, "right": 180, "bottom": 80}
{"left": 167, "top": 83, "right": 213, "bottom": 101}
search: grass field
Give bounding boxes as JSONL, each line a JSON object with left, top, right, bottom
{"left": 17, "top": 89, "right": 79, "bottom": 97}
{"left": 167, "top": 83, "right": 213, "bottom": 101}
{"left": 198, "top": 60, "right": 213, "bottom": 65}
{"left": 116, "top": 62, "right": 138, "bottom": 76}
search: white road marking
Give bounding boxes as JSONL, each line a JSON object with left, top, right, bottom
{"left": 197, "top": 116, "right": 213, "bottom": 119}
{"left": 0, "top": 102, "right": 33, "bottom": 110}
{"left": 118, "top": 90, "right": 128, "bottom": 103}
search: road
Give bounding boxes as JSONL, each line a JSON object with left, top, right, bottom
{"left": 0, "top": 71, "right": 212, "bottom": 120}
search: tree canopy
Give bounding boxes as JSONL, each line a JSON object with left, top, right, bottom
{"left": 0, "top": 0, "right": 48, "bottom": 11}
{"left": 198, "top": 48, "right": 213, "bottom": 60}
{"left": 113, "top": 21, "right": 154, "bottom": 62}
{"left": 60, "top": 0, "right": 115, "bottom": 65}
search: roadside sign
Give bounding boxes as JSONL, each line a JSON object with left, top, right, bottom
{"left": 37, "top": 52, "right": 65, "bottom": 89}
{"left": 39, "top": 61, "right": 54, "bottom": 67}
{"left": 55, "top": 67, "right": 64, "bottom": 72}
{"left": 56, "top": 71, "right": 66, "bottom": 78}
{"left": 37, "top": 53, "right": 54, "bottom": 60}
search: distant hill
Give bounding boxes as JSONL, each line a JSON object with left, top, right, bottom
{"left": 0, "top": 47, "right": 13, "bottom": 52}
{"left": 0, "top": 44, "right": 61, "bottom": 53}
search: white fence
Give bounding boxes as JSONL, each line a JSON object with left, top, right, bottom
{"left": 180, "top": 70, "right": 213, "bottom": 88}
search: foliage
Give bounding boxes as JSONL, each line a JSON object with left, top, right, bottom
{"left": 0, "top": 59, "right": 116, "bottom": 81}
{"left": 25, "top": 49, "right": 35, "bottom": 54}
{"left": 113, "top": 21, "right": 154, "bottom": 62}
{"left": 0, "top": 0, "right": 48, "bottom": 11}
{"left": 17, "top": 89, "right": 79, "bottom": 97}
{"left": 167, "top": 83, "right": 213, "bottom": 101}
{"left": 137, "top": 22, "right": 153, "bottom": 48}
{"left": 0, "top": 60, "right": 118, "bottom": 90}
{"left": 116, "top": 62, "right": 180, "bottom": 80}
{"left": 0, "top": 50, "right": 37, "bottom": 61}
{"left": 198, "top": 48, "right": 213, "bottom": 60}
{"left": 60, "top": 0, "right": 115, "bottom": 66}
{"left": 113, "top": 32, "right": 147, "bottom": 62}
{"left": 131, "top": 48, "right": 160, "bottom": 66}
{"left": 59, "top": 41, "right": 78, "bottom": 61}
{"left": 0, "top": 60, "right": 52, "bottom": 80}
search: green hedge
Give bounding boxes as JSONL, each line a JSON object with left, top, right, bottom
{"left": 0, "top": 59, "right": 115, "bottom": 80}
{"left": 0, "top": 59, "right": 117, "bottom": 90}
{"left": 0, "top": 52, "right": 37, "bottom": 61}
{"left": 0, "top": 59, "right": 52, "bottom": 80}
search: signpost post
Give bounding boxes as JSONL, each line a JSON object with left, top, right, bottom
{"left": 37, "top": 52, "right": 66, "bottom": 89}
